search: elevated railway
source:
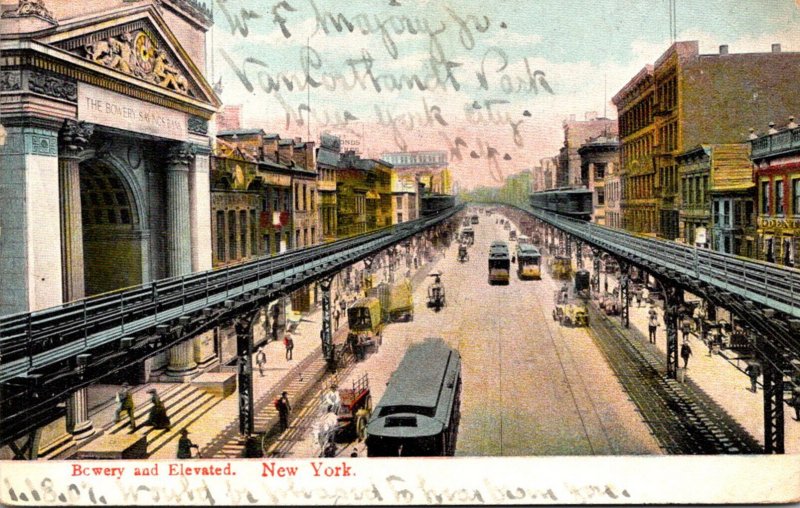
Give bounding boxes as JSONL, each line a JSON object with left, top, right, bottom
{"left": 0, "top": 205, "right": 461, "bottom": 449}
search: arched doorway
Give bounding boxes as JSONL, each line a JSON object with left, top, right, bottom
{"left": 79, "top": 159, "right": 145, "bottom": 296}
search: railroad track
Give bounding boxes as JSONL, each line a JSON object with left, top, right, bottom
{"left": 587, "top": 303, "right": 763, "bottom": 454}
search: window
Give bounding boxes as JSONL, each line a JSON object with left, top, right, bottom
{"left": 776, "top": 180, "right": 785, "bottom": 215}
{"left": 793, "top": 179, "right": 800, "bottom": 215}
{"left": 264, "top": 234, "right": 271, "bottom": 255}
{"left": 250, "top": 209, "right": 257, "bottom": 255}
{"left": 216, "top": 211, "right": 225, "bottom": 262}
{"left": 761, "top": 181, "right": 770, "bottom": 214}
{"left": 595, "top": 163, "right": 606, "bottom": 180}
{"left": 311, "top": 227, "right": 315, "bottom": 244}
{"left": 596, "top": 188, "right": 605, "bottom": 206}
{"left": 396, "top": 196, "right": 402, "bottom": 208}
{"left": 228, "top": 211, "right": 237, "bottom": 260}
{"left": 240, "top": 210, "right": 247, "bottom": 258}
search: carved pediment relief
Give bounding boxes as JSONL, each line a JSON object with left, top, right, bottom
{"left": 54, "top": 20, "right": 201, "bottom": 99}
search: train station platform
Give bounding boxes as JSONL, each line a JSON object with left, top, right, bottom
{"left": 602, "top": 272, "right": 800, "bottom": 454}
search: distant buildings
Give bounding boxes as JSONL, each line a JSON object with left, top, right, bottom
{"left": 380, "top": 150, "right": 452, "bottom": 195}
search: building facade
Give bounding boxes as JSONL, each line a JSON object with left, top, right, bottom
{"left": 676, "top": 144, "right": 754, "bottom": 254}
{"left": 210, "top": 141, "right": 262, "bottom": 267}
{"left": 317, "top": 133, "right": 341, "bottom": 242}
{"left": 614, "top": 40, "right": 800, "bottom": 240}
{"left": 560, "top": 112, "right": 617, "bottom": 188}
{"left": 751, "top": 118, "right": 800, "bottom": 266}
{"left": 578, "top": 135, "right": 619, "bottom": 225}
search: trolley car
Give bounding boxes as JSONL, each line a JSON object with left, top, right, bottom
{"left": 489, "top": 241, "right": 510, "bottom": 285}
{"left": 365, "top": 338, "right": 462, "bottom": 456}
{"left": 516, "top": 244, "right": 541, "bottom": 280}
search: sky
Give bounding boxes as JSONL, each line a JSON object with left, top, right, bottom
{"left": 208, "top": 0, "right": 800, "bottom": 190}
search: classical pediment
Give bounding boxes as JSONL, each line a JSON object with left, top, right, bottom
{"left": 36, "top": 6, "right": 218, "bottom": 108}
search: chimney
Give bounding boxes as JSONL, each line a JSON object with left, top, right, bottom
{"left": 771, "top": 43, "right": 781, "bottom": 53}
{"left": 719, "top": 45, "right": 729, "bottom": 55}
{"left": 277, "top": 142, "right": 294, "bottom": 166}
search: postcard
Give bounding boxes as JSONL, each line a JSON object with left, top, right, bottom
{"left": 1, "top": 0, "right": 799, "bottom": 505}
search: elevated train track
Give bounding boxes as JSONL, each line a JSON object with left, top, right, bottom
{"left": 0, "top": 205, "right": 462, "bottom": 448}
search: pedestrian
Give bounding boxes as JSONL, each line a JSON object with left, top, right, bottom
{"left": 322, "top": 384, "right": 341, "bottom": 414}
{"left": 144, "top": 389, "right": 171, "bottom": 430}
{"left": 284, "top": 333, "right": 294, "bottom": 361}
{"left": 113, "top": 382, "right": 136, "bottom": 432}
{"left": 177, "top": 428, "right": 200, "bottom": 459}
{"left": 255, "top": 346, "right": 267, "bottom": 376}
{"left": 693, "top": 304, "right": 704, "bottom": 332}
{"left": 634, "top": 288, "right": 642, "bottom": 308}
{"left": 275, "top": 391, "right": 291, "bottom": 431}
{"left": 681, "top": 315, "right": 692, "bottom": 342}
{"left": 642, "top": 287, "right": 650, "bottom": 305}
{"left": 648, "top": 313, "right": 660, "bottom": 344}
{"left": 334, "top": 308, "right": 341, "bottom": 330}
{"left": 745, "top": 363, "right": 761, "bottom": 393}
{"left": 680, "top": 342, "right": 693, "bottom": 369}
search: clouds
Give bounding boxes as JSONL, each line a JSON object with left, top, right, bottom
{"left": 211, "top": 0, "right": 799, "bottom": 190}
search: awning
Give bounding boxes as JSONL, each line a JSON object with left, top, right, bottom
{"left": 366, "top": 191, "right": 381, "bottom": 200}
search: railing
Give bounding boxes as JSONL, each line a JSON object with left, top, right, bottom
{"left": 524, "top": 206, "right": 800, "bottom": 323}
{"left": 0, "top": 206, "right": 461, "bottom": 383}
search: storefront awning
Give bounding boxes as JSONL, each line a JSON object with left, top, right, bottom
{"left": 366, "top": 191, "right": 381, "bottom": 200}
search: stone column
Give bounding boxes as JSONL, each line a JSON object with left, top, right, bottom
{"left": 58, "top": 120, "right": 93, "bottom": 302}
{"left": 66, "top": 354, "right": 94, "bottom": 441}
{"left": 167, "top": 339, "right": 197, "bottom": 378}
{"left": 166, "top": 142, "right": 194, "bottom": 276}
{"left": 165, "top": 143, "right": 196, "bottom": 378}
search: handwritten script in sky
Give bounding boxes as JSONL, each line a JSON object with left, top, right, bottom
{"left": 214, "top": 0, "right": 557, "bottom": 186}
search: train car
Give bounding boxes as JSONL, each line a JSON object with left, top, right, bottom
{"left": 516, "top": 244, "right": 541, "bottom": 280}
{"left": 421, "top": 194, "right": 456, "bottom": 216}
{"left": 529, "top": 187, "right": 593, "bottom": 221}
{"left": 365, "top": 338, "right": 462, "bottom": 456}
{"left": 489, "top": 241, "right": 510, "bottom": 285}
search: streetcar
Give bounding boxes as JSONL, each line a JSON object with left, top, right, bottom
{"left": 516, "top": 244, "right": 541, "bottom": 280}
{"left": 365, "top": 337, "right": 462, "bottom": 457}
{"left": 488, "top": 241, "right": 510, "bottom": 285}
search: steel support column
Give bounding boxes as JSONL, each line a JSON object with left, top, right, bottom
{"left": 235, "top": 310, "right": 260, "bottom": 437}
{"left": 319, "top": 276, "right": 335, "bottom": 372}
{"left": 564, "top": 233, "right": 571, "bottom": 258}
{"left": 575, "top": 240, "right": 584, "bottom": 269}
{"left": 663, "top": 284, "right": 684, "bottom": 379}
{"left": 591, "top": 249, "right": 601, "bottom": 294}
{"left": 618, "top": 260, "right": 629, "bottom": 328}
{"left": 763, "top": 359, "right": 785, "bottom": 454}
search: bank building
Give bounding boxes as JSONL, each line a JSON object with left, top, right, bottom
{"left": 0, "top": 0, "right": 220, "bottom": 450}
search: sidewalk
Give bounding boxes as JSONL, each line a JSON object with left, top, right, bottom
{"left": 602, "top": 272, "right": 800, "bottom": 453}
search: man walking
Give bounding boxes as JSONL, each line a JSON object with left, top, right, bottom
{"left": 255, "top": 346, "right": 267, "bottom": 376}
{"left": 177, "top": 428, "right": 200, "bottom": 459}
{"left": 284, "top": 333, "right": 294, "bottom": 361}
{"left": 276, "top": 391, "right": 291, "bottom": 431}
{"left": 745, "top": 362, "right": 761, "bottom": 393}
{"left": 648, "top": 312, "right": 660, "bottom": 344}
{"left": 333, "top": 308, "right": 341, "bottom": 330}
{"left": 114, "top": 382, "right": 136, "bottom": 432}
{"left": 680, "top": 342, "right": 693, "bottom": 369}
{"left": 681, "top": 315, "right": 693, "bottom": 342}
